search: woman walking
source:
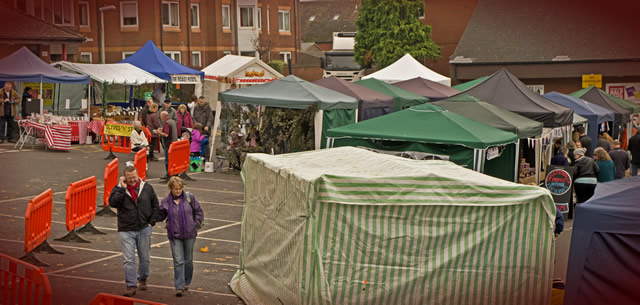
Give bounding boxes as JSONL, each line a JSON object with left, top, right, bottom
{"left": 156, "top": 177, "right": 204, "bottom": 297}
{"left": 176, "top": 104, "right": 193, "bottom": 133}
{"left": 573, "top": 148, "right": 599, "bottom": 204}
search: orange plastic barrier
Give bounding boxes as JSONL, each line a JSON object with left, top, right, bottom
{"left": 168, "top": 139, "right": 190, "bottom": 176}
{"left": 24, "top": 189, "right": 53, "bottom": 255}
{"left": 100, "top": 130, "right": 131, "bottom": 154}
{"left": 134, "top": 148, "right": 147, "bottom": 181}
{"left": 64, "top": 176, "right": 98, "bottom": 231}
{"left": 55, "top": 176, "right": 104, "bottom": 242}
{"left": 0, "top": 252, "right": 52, "bottom": 305}
{"left": 97, "top": 159, "right": 119, "bottom": 217}
{"left": 89, "top": 293, "right": 167, "bottom": 305}
{"left": 142, "top": 127, "right": 157, "bottom": 153}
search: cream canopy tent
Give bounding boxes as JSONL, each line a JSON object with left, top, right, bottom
{"left": 53, "top": 62, "right": 168, "bottom": 85}
{"left": 362, "top": 53, "right": 451, "bottom": 86}
{"left": 202, "top": 55, "right": 285, "bottom": 161}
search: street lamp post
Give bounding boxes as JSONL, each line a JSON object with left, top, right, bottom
{"left": 99, "top": 5, "right": 116, "bottom": 64}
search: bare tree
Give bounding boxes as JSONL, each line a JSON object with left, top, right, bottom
{"left": 251, "top": 35, "right": 275, "bottom": 62}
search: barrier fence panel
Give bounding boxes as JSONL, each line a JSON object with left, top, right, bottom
{"left": 54, "top": 176, "right": 105, "bottom": 243}
{"left": 20, "top": 189, "right": 63, "bottom": 267}
{"left": 167, "top": 139, "right": 194, "bottom": 181}
{"left": 134, "top": 148, "right": 147, "bottom": 181}
{"left": 97, "top": 159, "right": 119, "bottom": 217}
{"left": 89, "top": 293, "right": 167, "bottom": 305}
{"left": 0, "top": 252, "right": 52, "bottom": 305}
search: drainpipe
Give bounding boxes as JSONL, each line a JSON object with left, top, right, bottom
{"left": 159, "top": 0, "right": 164, "bottom": 51}
{"left": 187, "top": 0, "right": 191, "bottom": 65}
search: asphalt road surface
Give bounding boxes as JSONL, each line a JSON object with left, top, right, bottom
{"left": 0, "top": 142, "right": 572, "bottom": 304}
{"left": 0, "top": 142, "right": 245, "bottom": 305}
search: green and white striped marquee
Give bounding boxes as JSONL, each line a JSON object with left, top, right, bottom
{"left": 231, "top": 147, "right": 556, "bottom": 305}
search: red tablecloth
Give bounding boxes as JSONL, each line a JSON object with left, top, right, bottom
{"left": 18, "top": 120, "right": 71, "bottom": 151}
{"left": 88, "top": 120, "right": 105, "bottom": 135}
{"left": 69, "top": 120, "right": 89, "bottom": 144}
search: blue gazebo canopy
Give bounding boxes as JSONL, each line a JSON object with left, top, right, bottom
{"left": 544, "top": 91, "right": 615, "bottom": 152}
{"left": 120, "top": 40, "right": 204, "bottom": 81}
{"left": 0, "top": 47, "right": 89, "bottom": 83}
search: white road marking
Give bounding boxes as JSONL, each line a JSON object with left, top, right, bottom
{"left": 192, "top": 177, "right": 244, "bottom": 184}
{"left": 198, "top": 201, "right": 244, "bottom": 207}
{"left": 48, "top": 253, "right": 122, "bottom": 275}
{"left": 148, "top": 183, "right": 244, "bottom": 195}
{"left": 46, "top": 274, "right": 238, "bottom": 297}
{"left": 151, "top": 222, "right": 241, "bottom": 248}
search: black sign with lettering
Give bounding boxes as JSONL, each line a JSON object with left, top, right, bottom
{"left": 544, "top": 165, "right": 575, "bottom": 213}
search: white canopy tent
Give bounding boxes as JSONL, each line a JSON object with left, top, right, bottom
{"left": 362, "top": 53, "right": 451, "bottom": 86}
{"left": 52, "top": 61, "right": 167, "bottom": 117}
{"left": 53, "top": 62, "right": 168, "bottom": 85}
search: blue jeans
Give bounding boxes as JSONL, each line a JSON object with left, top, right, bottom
{"left": 169, "top": 237, "right": 196, "bottom": 290}
{"left": 119, "top": 226, "right": 152, "bottom": 287}
{"left": 631, "top": 163, "right": 639, "bottom": 177}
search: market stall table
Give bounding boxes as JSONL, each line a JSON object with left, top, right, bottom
{"left": 16, "top": 120, "right": 72, "bottom": 151}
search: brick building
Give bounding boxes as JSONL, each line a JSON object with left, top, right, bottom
{"left": 1, "top": 0, "right": 301, "bottom": 68}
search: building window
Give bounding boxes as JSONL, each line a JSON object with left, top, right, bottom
{"left": 223, "top": 51, "right": 232, "bottom": 56}
{"left": 78, "top": 2, "right": 90, "bottom": 27}
{"left": 120, "top": 1, "right": 138, "bottom": 27}
{"left": 162, "top": 1, "right": 180, "bottom": 27}
{"left": 164, "top": 51, "right": 181, "bottom": 64}
{"left": 122, "top": 52, "right": 135, "bottom": 59}
{"left": 241, "top": 51, "right": 256, "bottom": 57}
{"left": 191, "top": 51, "right": 201, "bottom": 67}
{"left": 278, "top": 10, "right": 290, "bottom": 32}
{"left": 53, "top": 0, "right": 73, "bottom": 25}
{"left": 190, "top": 3, "right": 199, "bottom": 28}
{"left": 240, "top": 6, "right": 254, "bottom": 28}
{"left": 80, "top": 52, "right": 92, "bottom": 63}
{"left": 222, "top": 5, "right": 230, "bottom": 29}
{"left": 280, "top": 52, "right": 291, "bottom": 64}
{"left": 257, "top": 7, "right": 261, "bottom": 30}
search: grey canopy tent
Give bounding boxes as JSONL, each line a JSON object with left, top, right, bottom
{"left": 218, "top": 75, "right": 358, "bottom": 150}
{"left": 393, "top": 77, "right": 460, "bottom": 101}
{"left": 432, "top": 95, "right": 544, "bottom": 139}
{"left": 313, "top": 76, "right": 394, "bottom": 121}
{"left": 354, "top": 78, "right": 429, "bottom": 111}
{"left": 564, "top": 176, "right": 640, "bottom": 305}
{"left": 458, "top": 68, "right": 573, "bottom": 128}
{"left": 569, "top": 86, "right": 632, "bottom": 139}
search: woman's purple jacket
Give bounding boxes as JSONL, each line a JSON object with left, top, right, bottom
{"left": 157, "top": 191, "right": 204, "bottom": 240}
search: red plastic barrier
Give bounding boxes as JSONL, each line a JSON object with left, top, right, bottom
{"left": 24, "top": 189, "right": 53, "bottom": 254}
{"left": 103, "top": 159, "right": 119, "bottom": 207}
{"left": 168, "top": 140, "right": 190, "bottom": 176}
{"left": 64, "top": 176, "right": 98, "bottom": 232}
{"left": 134, "top": 148, "right": 147, "bottom": 181}
{"left": 89, "top": 293, "right": 167, "bottom": 305}
{"left": 142, "top": 127, "right": 156, "bottom": 152}
{"left": 0, "top": 252, "right": 52, "bottom": 305}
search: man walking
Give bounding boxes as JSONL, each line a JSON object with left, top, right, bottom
{"left": 577, "top": 126, "right": 593, "bottom": 157}
{"left": 163, "top": 99, "right": 177, "bottom": 121}
{"left": 1, "top": 82, "right": 20, "bottom": 143}
{"left": 628, "top": 132, "right": 640, "bottom": 176}
{"left": 108, "top": 166, "right": 159, "bottom": 297}
{"left": 608, "top": 140, "right": 630, "bottom": 179}
{"left": 156, "top": 111, "right": 177, "bottom": 179}
{"left": 192, "top": 96, "right": 213, "bottom": 134}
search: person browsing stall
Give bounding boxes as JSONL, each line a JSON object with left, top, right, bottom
{"left": 1, "top": 82, "right": 20, "bottom": 143}
{"left": 108, "top": 166, "right": 160, "bottom": 297}
{"left": 156, "top": 111, "right": 177, "bottom": 180}
{"left": 156, "top": 176, "right": 204, "bottom": 297}
{"left": 176, "top": 104, "right": 193, "bottom": 133}
{"left": 146, "top": 103, "right": 161, "bottom": 161}
{"left": 131, "top": 121, "right": 148, "bottom": 152}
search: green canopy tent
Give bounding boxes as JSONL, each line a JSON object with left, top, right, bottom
{"left": 451, "top": 76, "right": 488, "bottom": 91}
{"left": 326, "top": 103, "right": 519, "bottom": 181}
{"left": 218, "top": 75, "right": 358, "bottom": 150}
{"left": 355, "top": 78, "right": 429, "bottom": 111}
{"left": 231, "top": 147, "right": 556, "bottom": 305}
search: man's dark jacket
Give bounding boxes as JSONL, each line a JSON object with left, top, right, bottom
{"left": 108, "top": 180, "right": 160, "bottom": 232}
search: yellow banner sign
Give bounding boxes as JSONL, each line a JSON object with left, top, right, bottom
{"left": 582, "top": 74, "right": 602, "bottom": 88}
{"left": 104, "top": 123, "right": 134, "bottom": 137}
{"left": 24, "top": 82, "right": 54, "bottom": 106}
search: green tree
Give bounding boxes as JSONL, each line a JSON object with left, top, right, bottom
{"left": 355, "top": 0, "right": 441, "bottom": 69}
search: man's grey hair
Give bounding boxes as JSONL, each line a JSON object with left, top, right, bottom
{"left": 133, "top": 121, "right": 142, "bottom": 128}
{"left": 160, "top": 111, "right": 169, "bottom": 118}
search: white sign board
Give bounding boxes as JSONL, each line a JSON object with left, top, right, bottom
{"left": 170, "top": 75, "right": 200, "bottom": 84}
{"left": 527, "top": 85, "right": 545, "bottom": 95}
